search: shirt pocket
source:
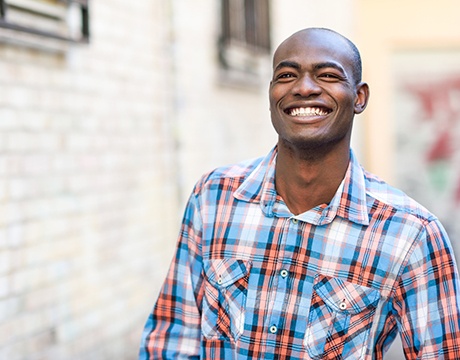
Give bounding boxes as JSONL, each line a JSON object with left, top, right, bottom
{"left": 304, "top": 274, "right": 381, "bottom": 360}
{"left": 202, "top": 258, "right": 251, "bottom": 341}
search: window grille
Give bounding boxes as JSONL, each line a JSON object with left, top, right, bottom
{"left": 0, "top": 0, "right": 89, "bottom": 46}
{"left": 219, "top": 0, "right": 271, "bottom": 87}
{"left": 221, "top": 0, "right": 270, "bottom": 53}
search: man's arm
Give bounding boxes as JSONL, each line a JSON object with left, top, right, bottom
{"left": 394, "top": 219, "right": 460, "bottom": 359}
{"left": 139, "top": 192, "right": 204, "bottom": 359}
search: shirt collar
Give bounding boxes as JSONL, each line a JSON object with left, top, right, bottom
{"left": 234, "top": 147, "right": 369, "bottom": 226}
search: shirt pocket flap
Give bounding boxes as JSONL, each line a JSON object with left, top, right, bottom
{"left": 203, "top": 258, "right": 251, "bottom": 288}
{"left": 313, "top": 275, "right": 380, "bottom": 315}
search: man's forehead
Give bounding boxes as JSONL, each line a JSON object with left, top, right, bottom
{"left": 273, "top": 30, "right": 353, "bottom": 68}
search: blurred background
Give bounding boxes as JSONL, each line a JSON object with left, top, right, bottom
{"left": 0, "top": 0, "right": 459, "bottom": 359}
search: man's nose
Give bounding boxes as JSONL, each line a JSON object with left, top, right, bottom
{"left": 292, "top": 75, "right": 322, "bottom": 97}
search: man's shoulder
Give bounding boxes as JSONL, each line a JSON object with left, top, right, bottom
{"left": 363, "top": 169, "right": 437, "bottom": 223}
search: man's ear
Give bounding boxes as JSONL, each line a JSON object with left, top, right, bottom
{"left": 354, "top": 82, "right": 370, "bottom": 114}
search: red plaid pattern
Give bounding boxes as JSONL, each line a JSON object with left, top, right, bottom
{"left": 139, "top": 148, "right": 460, "bottom": 359}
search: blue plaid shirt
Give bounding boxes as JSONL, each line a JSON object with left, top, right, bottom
{"left": 140, "top": 147, "right": 460, "bottom": 359}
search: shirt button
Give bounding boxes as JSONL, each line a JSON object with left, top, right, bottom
{"left": 217, "top": 276, "right": 223, "bottom": 285}
{"left": 269, "top": 325, "right": 278, "bottom": 334}
{"left": 280, "top": 269, "right": 289, "bottom": 278}
{"left": 339, "top": 301, "right": 347, "bottom": 310}
{"left": 291, "top": 218, "right": 298, "bottom": 224}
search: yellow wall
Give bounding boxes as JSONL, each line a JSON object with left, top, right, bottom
{"left": 353, "top": 0, "right": 460, "bottom": 182}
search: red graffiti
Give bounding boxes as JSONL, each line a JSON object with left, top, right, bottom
{"left": 404, "top": 76, "right": 460, "bottom": 205}
{"left": 426, "top": 129, "right": 453, "bottom": 162}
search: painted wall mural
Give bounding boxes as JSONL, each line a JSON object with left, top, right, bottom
{"left": 393, "top": 50, "right": 460, "bottom": 257}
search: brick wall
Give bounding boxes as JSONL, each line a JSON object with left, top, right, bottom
{"left": 0, "top": 1, "right": 178, "bottom": 359}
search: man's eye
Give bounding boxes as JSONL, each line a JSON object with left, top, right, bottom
{"left": 276, "top": 73, "right": 295, "bottom": 80}
{"left": 321, "top": 73, "right": 338, "bottom": 79}
{"left": 319, "top": 73, "right": 343, "bottom": 81}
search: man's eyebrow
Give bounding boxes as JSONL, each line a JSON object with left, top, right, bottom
{"left": 314, "top": 62, "right": 347, "bottom": 76}
{"left": 274, "top": 60, "right": 301, "bottom": 72}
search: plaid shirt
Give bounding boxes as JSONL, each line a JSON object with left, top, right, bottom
{"left": 140, "top": 147, "right": 460, "bottom": 359}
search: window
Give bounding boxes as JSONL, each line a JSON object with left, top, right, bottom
{"left": 0, "top": 0, "right": 89, "bottom": 48}
{"left": 219, "top": 0, "right": 271, "bottom": 87}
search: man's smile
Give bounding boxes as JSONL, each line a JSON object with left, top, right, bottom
{"left": 285, "top": 106, "right": 332, "bottom": 117}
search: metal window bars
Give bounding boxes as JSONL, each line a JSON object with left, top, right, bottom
{"left": 220, "top": 0, "right": 270, "bottom": 55}
{"left": 218, "top": 0, "right": 271, "bottom": 88}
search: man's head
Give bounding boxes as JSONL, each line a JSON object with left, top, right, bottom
{"left": 269, "top": 28, "right": 369, "bottom": 155}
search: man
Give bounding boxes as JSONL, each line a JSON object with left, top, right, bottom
{"left": 139, "top": 28, "right": 460, "bottom": 359}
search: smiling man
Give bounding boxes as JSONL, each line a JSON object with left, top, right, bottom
{"left": 269, "top": 29, "right": 369, "bottom": 215}
{"left": 139, "top": 28, "right": 460, "bottom": 359}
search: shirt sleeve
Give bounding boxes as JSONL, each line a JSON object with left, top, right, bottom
{"left": 139, "top": 191, "right": 204, "bottom": 360}
{"left": 393, "top": 219, "right": 460, "bottom": 359}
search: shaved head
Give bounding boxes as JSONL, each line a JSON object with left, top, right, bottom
{"left": 275, "top": 28, "right": 363, "bottom": 84}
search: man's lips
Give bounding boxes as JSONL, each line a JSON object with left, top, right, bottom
{"left": 284, "top": 106, "right": 332, "bottom": 117}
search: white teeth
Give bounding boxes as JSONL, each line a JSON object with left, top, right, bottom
{"left": 289, "top": 107, "right": 328, "bottom": 116}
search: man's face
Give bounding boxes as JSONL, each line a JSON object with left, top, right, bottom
{"left": 269, "top": 30, "right": 368, "bottom": 153}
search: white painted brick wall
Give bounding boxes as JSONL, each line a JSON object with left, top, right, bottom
{"left": 0, "top": 1, "right": 178, "bottom": 359}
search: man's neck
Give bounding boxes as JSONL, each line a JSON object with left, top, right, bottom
{"left": 274, "top": 143, "right": 350, "bottom": 215}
